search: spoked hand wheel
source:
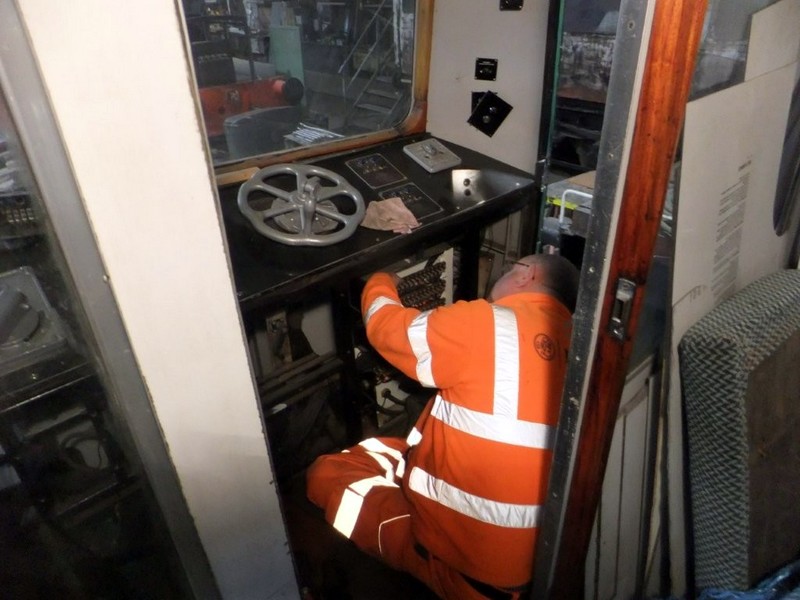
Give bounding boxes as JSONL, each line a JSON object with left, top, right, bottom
{"left": 238, "top": 163, "right": 365, "bottom": 246}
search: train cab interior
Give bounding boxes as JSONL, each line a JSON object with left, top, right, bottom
{"left": 1, "top": 0, "right": 799, "bottom": 599}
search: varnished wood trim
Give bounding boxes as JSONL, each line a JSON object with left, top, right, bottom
{"left": 548, "top": 1, "right": 708, "bottom": 597}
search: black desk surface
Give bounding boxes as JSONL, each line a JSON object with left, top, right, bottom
{"left": 218, "top": 134, "right": 536, "bottom": 313}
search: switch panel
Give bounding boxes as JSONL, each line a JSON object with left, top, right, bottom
{"left": 468, "top": 91, "right": 513, "bottom": 137}
{"left": 403, "top": 138, "right": 462, "bottom": 173}
{"left": 475, "top": 58, "right": 498, "bottom": 81}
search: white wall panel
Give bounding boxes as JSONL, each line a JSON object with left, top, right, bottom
{"left": 426, "top": 0, "right": 550, "bottom": 172}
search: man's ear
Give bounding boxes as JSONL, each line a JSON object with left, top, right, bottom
{"left": 515, "top": 263, "right": 536, "bottom": 287}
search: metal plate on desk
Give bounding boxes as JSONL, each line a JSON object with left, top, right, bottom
{"left": 380, "top": 183, "right": 442, "bottom": 221}
{"left": 346, "top": 153, "right": 406, "bottom": 189}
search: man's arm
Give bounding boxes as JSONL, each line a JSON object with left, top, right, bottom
{"left": 361, "top": 272, "right": 473, "bottom": 389}
{"left": 360, "top": 272, "right": 423, "bottom": 382}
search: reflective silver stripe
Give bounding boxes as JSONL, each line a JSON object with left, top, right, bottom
{"left": 491, "top": 305, "right": 520, "bottom": 419}
{"left": 333, "top": 488, "right": 365, "bottom": 538}
{"left": 431, "top": 394, "right": 554, "bottom": 449}
{"left": 408, "top": 311, "right": 436, "bottom": 387}
{"left": 359, "top": 438, "right": 404, "bottom": 463}
{"left": 332, "top": 476, "right": 399, "bottom": 538}
{"left": 406, "top": 427, "right": 422, "bottom": 447}
{"left": 364, "top": 295, "right": 402, "bottom": 326}
{"left": 360, "top": 437, "right": 406, "bottom": 479}
{"left": 408, "top": 467, "right": 541, "bottom": 529}
{"left": 365, "top": 451, "right": 394, "bottom": 480}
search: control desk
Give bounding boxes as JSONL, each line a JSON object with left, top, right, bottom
{"left": 219, "top": 134, "right": 536, "bottom": 315}
{"left": 217, "top": 135, "right": 537, "bottom": 469}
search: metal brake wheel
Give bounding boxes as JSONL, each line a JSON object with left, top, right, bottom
{"left": 237, "top": 163, "right": 365, "bottom": 246}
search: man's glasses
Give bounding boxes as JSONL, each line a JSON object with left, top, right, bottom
{"left": 501, "top": 259, "right": 532, "bottom": 274}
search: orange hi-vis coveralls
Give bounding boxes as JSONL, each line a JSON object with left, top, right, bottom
{"left": 306, "top": 272, "right": 572, "bottom": 599}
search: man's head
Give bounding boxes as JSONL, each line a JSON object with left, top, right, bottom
{"left": 488, "top": 253, "right": 580, "bottom": 312}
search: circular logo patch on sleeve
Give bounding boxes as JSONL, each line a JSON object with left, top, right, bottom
{"left": 534, "top": 333, "right": 556, "bottom": 361}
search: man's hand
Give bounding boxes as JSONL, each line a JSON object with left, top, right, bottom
{"left": 368, "top": 271, "right": 401, "bottom": 287}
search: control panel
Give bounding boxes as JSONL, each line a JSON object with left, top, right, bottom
{"left": 221, "top": 134, "right": 535, "bottom": 312}
{"left": 235, "top": 138, "right": 463, "bottom": 250}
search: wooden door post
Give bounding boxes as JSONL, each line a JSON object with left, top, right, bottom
{"left": 547, "top": 1, "right": 707, "bottom": 597}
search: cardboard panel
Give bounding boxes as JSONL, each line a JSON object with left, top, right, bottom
{"left": 745, "top": 0, "right": 800, "bottom": 81}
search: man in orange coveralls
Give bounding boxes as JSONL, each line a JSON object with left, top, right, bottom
{"left": 306, "top": 253, "right": 579, "bottom": 599}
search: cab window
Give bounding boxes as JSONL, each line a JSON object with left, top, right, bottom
{"left": 182, "top": 0, "right": 418, "bottom": 167}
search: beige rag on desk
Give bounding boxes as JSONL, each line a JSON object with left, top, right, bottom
{"left": 360, "top": 197, "right": 420, "bottom": 234}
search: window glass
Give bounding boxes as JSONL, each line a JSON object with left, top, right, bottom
{"left": 1, "top": 89, "right": 189, "bottom": 598}
{"left": 690, "top": 0, "right": 779, "bottom": 100}
{"left": 183, "top": 0, "right": 417, "bottom": 166}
